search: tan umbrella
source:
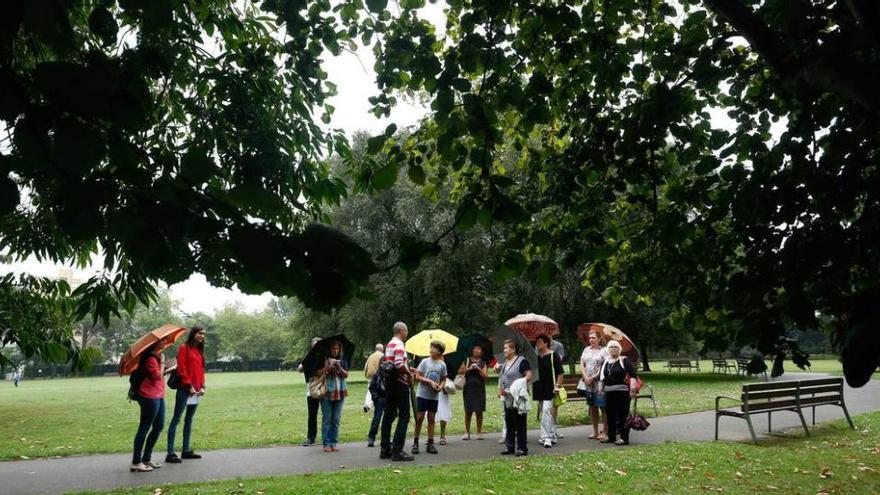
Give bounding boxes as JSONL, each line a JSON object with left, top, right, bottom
{"left": 118, "top": 324, "right": 187, "bottom": 375}
{"left": 577, "top": 322, "right": 639, "bottom": 363}
{"left": 504, "top": 313, "right": 560, "bottom": 340}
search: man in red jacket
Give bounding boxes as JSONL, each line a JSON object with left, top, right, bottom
{"left": 166, "top": 326, "right": 206, "bottom": 463}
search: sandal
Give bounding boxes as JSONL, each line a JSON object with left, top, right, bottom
{"left": 461, "top": 434, "right": 470, "bottom": 440}
{"left": 476, "top": 434, "right": 485, "bottom": 440}
{"left": 439, "top": 437, "right": 447, "bottom": 445}
{"left": 587, "top": 433, "right": 598, "bottom": 440}
{"left": 130, "top": 463, "right": 153, "bottom": 472}
{"left": 614, "top": 439, "right": 626, "bottom": 445}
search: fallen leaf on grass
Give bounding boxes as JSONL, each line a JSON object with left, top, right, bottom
{"left": 679, "top": 465, "right": 694, "bottom": 471}
{"left": 392, "top": 469, "right": 402, "bottom": 474}
{"left": 819, "top": 468, "right": 833, "bottom": 479}
{"left": 614, "top": 469, "right": 627, "bottom": 476}
{"left": 858, "top": 466, "right": 876, "bottom": 472}
{"left": 485, "top": 490, "right": 496, "bottom": 494}
{"left": 766, "top": 485, "right": 778, "bottom": 490}
{"left": 19, "top": 455, "right": 29, "bottom": 460}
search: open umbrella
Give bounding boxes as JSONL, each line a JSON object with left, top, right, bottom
{"left": 445, "top": 333, "right": 492, "bottom": 377}
{"left": 301, "top": 334, "right": 355, "bottom": 381}
{"left": 492, "top": 325, "right": 540, "bottom": 383}
{"left": 405, "top": 329, "right": 459, "bottom": 357}
{"left": 119, "top": 324, "right": 187, "bottom": 375}
{"left": 577, "top": 322, "right": 639, "bottom": 363}
{"left": 504, "top": 313, "right": 560, "bottom": 340}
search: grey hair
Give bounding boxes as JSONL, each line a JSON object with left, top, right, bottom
{"left": 606, "top": 340, "right": 622, "bottom": 349}
{"left": 393, "top": 321, "right": 408, "bottom": 334}
{"left": 374, "top": 343, "right": 385, "bottom": 352}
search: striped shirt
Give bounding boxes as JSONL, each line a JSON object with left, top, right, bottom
{"left": 384, "top": 336, "right": 411, "bottom": 385}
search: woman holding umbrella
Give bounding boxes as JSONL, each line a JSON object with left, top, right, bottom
{"left": 318, "top": 340, "right": 349, "bottom": 452}
{"left": 458, "top": 344, "right": 488, "bottom": 440}
{"left": 130, "top": 338, "right": 168, "bottom": 472}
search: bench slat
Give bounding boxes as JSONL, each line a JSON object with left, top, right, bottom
{"left": 744, "top": 380, "right": 801, "bottom": 391}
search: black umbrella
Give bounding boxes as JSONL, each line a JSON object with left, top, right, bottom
{"left": 446, "top": 334, "right": 492, "bottom": 377}
{"left": 492, "top": 325, "right": 540, "bottom": 383}
{"left": 301, "top": 334, "right": 355, "bottom": 381}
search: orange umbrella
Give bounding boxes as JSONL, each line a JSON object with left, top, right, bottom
{"left": 504, "top": 313, "right": 560, "bottom": 340}
{"left": 577, "top": 322, "right": 639, "bottom": 363}
{"left": 119, "top": 324, "right": 187, "bottom": 375}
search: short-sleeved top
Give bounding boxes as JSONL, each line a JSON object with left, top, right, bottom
{"left": 416, "top": 358, "right": 447, "bottom": 400}
{"left": 602, "top": 357, "right": 638, "bottom": 392}
{"left": 580, "top": 346, "right": 608, "bottom": 379}
{"left": 498, "top": 355, "right": 531, "bottom": 390}
{"left": 533, "top": 352, "right": 565, "bottom": 401}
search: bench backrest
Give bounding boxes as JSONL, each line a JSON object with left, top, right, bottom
{"left": 712, "top": 359, "right": 729, "bottom": 364}
{"left": 741, "top": 377, "right": 843, "bottom": 412}
{"left": 668, "top": 359, "right": 694, "bottom": 365}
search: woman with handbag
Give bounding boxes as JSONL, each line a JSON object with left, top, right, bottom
{"left": 599, "top": 340, "right": 639, "bottom": 446}
{"left": 166, "top": 326, "right": 206, "bottom": 464}
{"left": 579, "top": 330, "right": 609, "bottom": 441}
{"left": 457, "top": 345, "right": 488, "bottom": 440}
{"left": 319, "top": 340, "right": 349, "bottom": 452}
{"left": 534, "top": 335, "right": 565, "bottom": 448}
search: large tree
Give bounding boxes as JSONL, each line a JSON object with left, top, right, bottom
{"left": 1, "top": 0, "right": 372, "bottom": 369}
{"left": 343, "top": 0, "right": 879, "bottom": 385}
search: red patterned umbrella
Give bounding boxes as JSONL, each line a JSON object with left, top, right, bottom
{"left": 577, "top": 322, "right": 639, "bottom": 363}
{"left": 504, "top": 313, "right": 559, "bottom": 340}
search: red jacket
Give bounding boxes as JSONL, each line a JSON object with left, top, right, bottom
{"left": 176, "top": 344, "right": 205, "bottom": 391}
{"left": 138, "top": 354, "right": 165, "bottom": 399}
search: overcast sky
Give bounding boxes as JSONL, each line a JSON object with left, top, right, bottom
{"left": 0, "top": 4, "right": 447, "bottom": 316}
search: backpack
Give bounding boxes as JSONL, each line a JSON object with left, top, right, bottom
{"left": 128, "top": 354, "right": 157, "bottom": 401}
{"left": 369, "top": 360, "right": 396, "bottom": 402}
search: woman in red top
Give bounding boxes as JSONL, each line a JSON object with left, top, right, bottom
{"left": 131, "top": 340, "right": 167, "bottom": 472}
{"left": 166, "top": 326, "right": 207, "bottom": 463}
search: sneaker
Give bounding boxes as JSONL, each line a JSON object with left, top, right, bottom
{"left": 411, "top": 442, "right": 419, "bottom": 454}
{"left": 301, "top": 439, "right": 315, "bottom": 447}
{"left": 391, "top": 451, "right": 415, "bottom": 462}
{"left": 165, "top": 453, "right": 182, "bottom": 464}
{"left": 500, "top": 450, "right": 514, "bottom": 455}
{"left": 145, "top": 460, "right": 162, "bottom": 469}
{"left": 379, "top": 449, "right": 392, "bottom": 459}
{"left": 367, "top": 438, "right": 375, "bottom": 448}
{"left": 543, "top": 439, "right": 552, "bottom": 448}
{"left": 181, "top": 451, "right": 202, "bottom": 459}
{"left": 515, "top": 450, "right": 528, "bottom": 457}
{"left": 426, "top": 443, "right": 438, "bottom": 454}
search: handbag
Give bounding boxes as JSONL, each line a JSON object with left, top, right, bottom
{"left": 551, "top": 353, "right": 567, "bottom": 407}
{"left": 453, "top": 358, "right": 468, "bottom": 390}
{"left": 167, "top": 369, "right": 182, "bottom": 390}
{"left": 625, "top": 402, "right": 650, "bottom": 431}
{"left": 576, "top": 378, "right": 588, "bottom": 397}
{"left": 443, "top": 377, "right": 457, "bottom": 395}
{"left": 308, "top": 374, "right": 327, "bottom": 399}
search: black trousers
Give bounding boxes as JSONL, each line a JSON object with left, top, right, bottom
{"left": 380, "top": 381, "right": 411, "bottom": 453}
{"left": 605, "top": 390, "right": 631, "bottom": 443}
{"left": 504, "top": 407, "right": 528, "bottom": 453}
{"left": 306, "top": 396, "right": 320, "bottom": 442}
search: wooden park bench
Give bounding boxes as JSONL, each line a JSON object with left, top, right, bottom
{"left": 715, "top": 377, "right": 854, "bottom": 443}
{"left": 712, "top": 358, "right": 737, "bottom": 374}
{"left": 560, "top": 375, "right": 659, "bottom": 417}
{"left": 207, "top": 368, "right": 223, "bottom": 373}
{"left": 736, "top": 358, "right": 768, "bottom": 380}
{"left": 664, "top": 359, "right": 700, "bottom": 372}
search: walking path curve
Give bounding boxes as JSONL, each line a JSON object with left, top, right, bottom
{"left": 2, "top": 373, "right": 878, "bottom": 495}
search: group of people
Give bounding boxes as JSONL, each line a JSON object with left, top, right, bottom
{"left": 128, "top": 326, "right": 207, "bottom": 472}
{"left": 302, "top": 322, "right": 639, "bottom": 461}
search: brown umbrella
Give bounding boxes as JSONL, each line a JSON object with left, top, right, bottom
{"left": 119, "top": 324, "right": 187, "bottom": 375}
{"left": 577, "top": 322, "right": 639, "bottom": 363}
{"left": 504, "top": 313, "right": 560, "bottom": 340}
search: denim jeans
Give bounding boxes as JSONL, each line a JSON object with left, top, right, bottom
{"left": 380, "top": 381, "right": 411, "bottom": 453}
{"left": 133, "top": 397, "right": 164, "bottom": 464}
{"left": 320, "top": 398, "right": 344, "bottom": 446}
{"left": 368, "top": 397, "right": 385, "bottom": 441}
{"left": 167, "top": 387, "right": 199, "bottom": 454}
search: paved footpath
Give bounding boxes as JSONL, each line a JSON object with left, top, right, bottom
{"left": 3, "top": 374, "right": 878, "bottom": 495}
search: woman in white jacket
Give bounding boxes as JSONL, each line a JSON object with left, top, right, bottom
{"left": 498, "top": 339, "right": 533, "bottom": 457}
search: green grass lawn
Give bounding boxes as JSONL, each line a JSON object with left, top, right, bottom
{"left": 74, "top": 412, "right": 880, "bottom": 495}
{"left": 1, "top": 370, "right": 760, "bottom": 460}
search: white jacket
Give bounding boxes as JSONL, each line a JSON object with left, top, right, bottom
{"left": 504, "top": 377, "right": 532, "bottom": 414}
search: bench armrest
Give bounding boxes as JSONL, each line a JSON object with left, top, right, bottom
{"left": 715, "top": 395, "right": 741, "bottom": 410}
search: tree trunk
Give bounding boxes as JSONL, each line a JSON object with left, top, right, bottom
{"left": 641, "top": 343, "right": 652, "bottom": 372}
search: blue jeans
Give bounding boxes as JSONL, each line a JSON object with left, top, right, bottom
{"left": 167, "top": 387, "right": 199, "bottom": 454}
{"left": 133, "top": 397, "right": 164, "bottom": 464}
{"left": 321, "top": 398, "right": 344, "bottom": 446}
{"left": 368, "top": 397, "right": 385, "bottom": 440}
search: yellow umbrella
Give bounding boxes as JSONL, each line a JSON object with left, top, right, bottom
{"left": 405, "top": 329, "right": 459, "bottom": 357}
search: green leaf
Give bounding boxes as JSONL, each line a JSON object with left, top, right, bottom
{"left": 0, "top": 175, "right": 19, "bottom": 215}
{"left": 366, "top": 135, "right": 386, "bottom": 154}
{"left": 372, "top": 162, "right": 398, "bottom": 190}
{"left": 88, "top": 6, "right": 118, "bottom": 46}
{"left": 384, "top": 123, "right": 397, "bottom": 137}
{"left": 228, "top": 183, "right": 287, "bottom": 218}
{"left": 181, "top": 149, "right": 217, "bottom": 185}
{"left": 407, "top": 164, "right": 426, "bottom": 185}
{"left": 366, "top": 0, "right": 388, "bottom": 14}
